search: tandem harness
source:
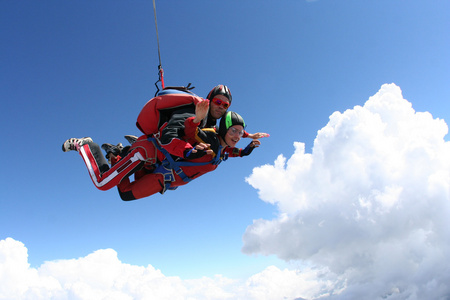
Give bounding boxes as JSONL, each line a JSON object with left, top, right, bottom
{"left": 147, "top": 136, "right": 227, "bottom": 193}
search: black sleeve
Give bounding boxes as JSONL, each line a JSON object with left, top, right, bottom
{"left": 159, "top": 106, "right": 196, "bottom": 152}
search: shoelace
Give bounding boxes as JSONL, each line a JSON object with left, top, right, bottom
{"left": 69, "top": 139, "right": 80, "bottom": 150}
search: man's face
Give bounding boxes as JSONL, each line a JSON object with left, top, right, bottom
{"left": 209, "top": 95, "right": 230, "bottom": 119}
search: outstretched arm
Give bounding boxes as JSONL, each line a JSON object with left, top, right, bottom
{"left": 159, "top": 100, "right": 211, "bottom": 158}
{"left": 159, "top": 106, "right": 196, "bottom": 157}
{"left": 245, "top": 132, "right": 270, "bottom": 139}
{"left": 193, "top": 99, "right": 209, "bottom": 123}
{"left": 240, "top": 139, "right": 261, "bottom": 156}
{"left": 226, "top": 139, "right": 262, "bottom": 158}
{"left": 183, "top": 100, "right": 214, "bottom": 159}
{"left": 184, "top": 99, "right": 211, "bottom": 141}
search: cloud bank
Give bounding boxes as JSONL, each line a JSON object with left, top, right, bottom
{"left": 0, "top": 238, "right": 328, "bottom": 300}
{"left": 244, "top": 83, "right": 450, "bottom": 299}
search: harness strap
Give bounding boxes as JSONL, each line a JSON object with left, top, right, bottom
{"left": 148, "top": 136, "right": 224, "bottom": 192}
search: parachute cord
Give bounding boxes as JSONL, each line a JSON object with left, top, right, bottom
{"left": 154, "top": 65, "right": 164, "bottom": 96}
{"left": 153, "top": 0, "right": 165, "bottom": 96}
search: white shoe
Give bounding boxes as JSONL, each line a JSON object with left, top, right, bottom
{"left": 62, "top": 137, "right": 92, "bottom": 152}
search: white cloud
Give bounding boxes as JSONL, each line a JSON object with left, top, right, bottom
{"left": 0, "top": 237, "right": 330, "bottom": 300}
{"left": 244, "top": 83, "right": 450, "bottom": 299}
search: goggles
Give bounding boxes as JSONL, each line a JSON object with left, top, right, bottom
{"left": 211, "top": 98, "right": 230, "bottom": 109}
{"left": 227, "top": 127, "right": 244, "bottom": 137}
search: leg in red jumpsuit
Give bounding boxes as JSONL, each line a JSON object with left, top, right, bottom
{"left": 116, "top": 152, "right": 219, "bottom": 201}
{"left": 70, "top": 136, "right": 162, "bottom": 191}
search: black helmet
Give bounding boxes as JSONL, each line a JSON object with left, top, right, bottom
{"left": 206, "top": 85, "right": 232, "bottom": 102}
{"left": 219, "top": 111, "right": 246, "bottom": 139}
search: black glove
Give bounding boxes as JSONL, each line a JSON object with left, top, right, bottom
{"left": 241, "top": 142, "right": 256, "bottom": 157}
{"left": 184, "top": 148, "right": 206, "bottom": 159}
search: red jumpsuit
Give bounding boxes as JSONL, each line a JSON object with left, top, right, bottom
{"left": 76, "top": 133, "right": 221, "bottom": 200}
{"left": 116, "top": 117, "right": 225, "bottom": 200}
{"left": 115, "top": 116, "right": 252, "bottom": 200}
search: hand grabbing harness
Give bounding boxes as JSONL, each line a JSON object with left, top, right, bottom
{"left": 147, "top": 136, "right": 227, "bottom": 193}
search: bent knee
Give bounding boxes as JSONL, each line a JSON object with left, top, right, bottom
{"left": 118, "top": 189, "right": 137, "bottom": 201}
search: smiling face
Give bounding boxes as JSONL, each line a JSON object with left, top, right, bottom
{"left": 223, "top": 125, "right": 244, "bottom": 147}
{"left": 209, "top": 95, "right": 230, "bottom": 119}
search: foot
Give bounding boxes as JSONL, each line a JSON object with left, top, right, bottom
{"left": 124, "top": 135, "right": 138, "bottom": 145}
{"left": 62, "top": 137, "right": 92, "bottom": 152}
{"left": 101, "top": 143, "right": 123, "bottom": 157}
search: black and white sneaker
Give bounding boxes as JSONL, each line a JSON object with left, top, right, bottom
{"left": 62, "top": 137, "right": 93, "bottom": 152}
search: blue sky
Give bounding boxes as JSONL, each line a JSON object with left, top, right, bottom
{"left": 2, "top": 1, "right": 450, "bottom": 299}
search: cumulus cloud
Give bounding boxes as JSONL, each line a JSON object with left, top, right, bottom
{"left": 244, "top": 83, "right": 450, "bottom": 299}
{"left": 0, "top": 237, "right": 329, "bottom": 300}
